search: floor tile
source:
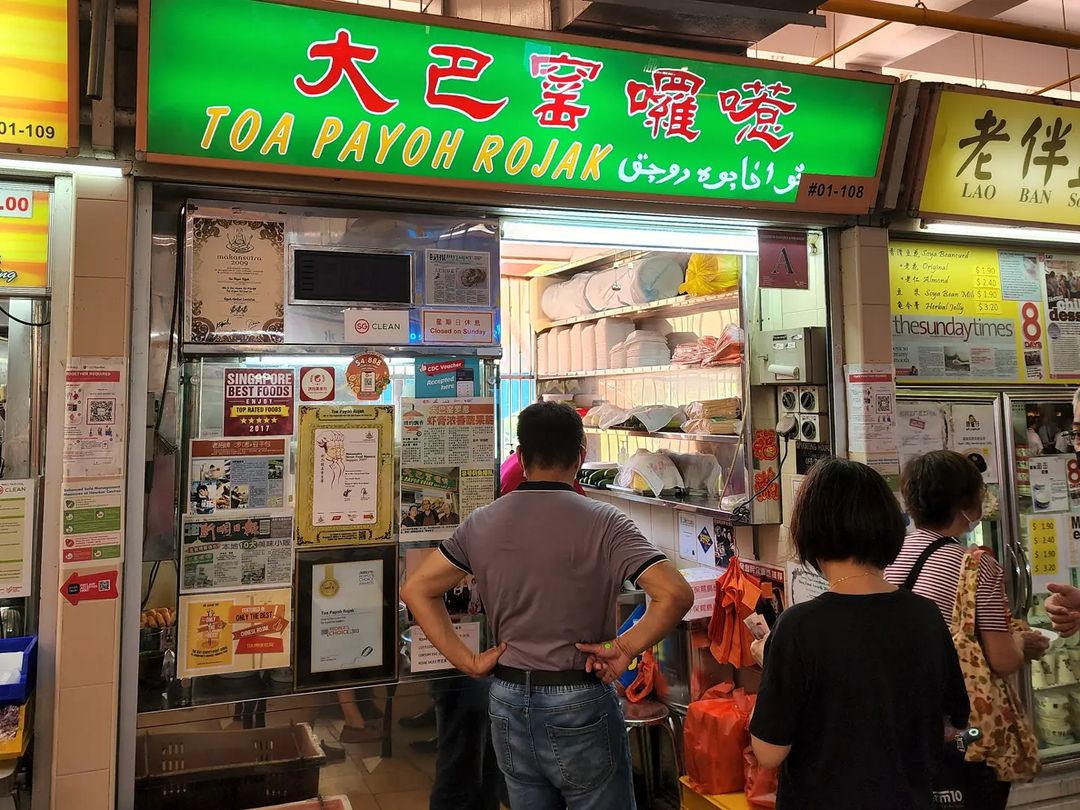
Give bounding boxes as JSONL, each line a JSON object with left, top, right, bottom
{"left": 345, "top": 792, "right": 381, "bottom": 810}
{"left": 374, "top": 790, "right": 431, "bottom": 810}
{"left": 363, "top": 758, "right": 433, "bottom": 794}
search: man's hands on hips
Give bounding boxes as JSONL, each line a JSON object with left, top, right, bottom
{"left": 463, "top": 642, "right": 507, "bottom": 678}
{"left": 1046, "top": 583, "right": 1080, "bottom": 637}
{"left": 576, "top": 638, "right": 634, "bottom": 685}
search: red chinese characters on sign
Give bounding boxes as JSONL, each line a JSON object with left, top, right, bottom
{"left": 718, "top": 80, "right": 797, "bottom": 152}
{"left": 294, "top": 28, "right": 398, "bottom": 114}
{"left": 425, "top": 44, "right": 508, "bottom": 122}
{"left": 626, "top": 68, "right": 706, "bottom": 142}
{"left": 529, "top": 53, "right": 604, "bottom": 131}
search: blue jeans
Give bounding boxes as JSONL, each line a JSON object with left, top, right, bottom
{"left": 489, "top": 676, "right": 636, "bottom": 810}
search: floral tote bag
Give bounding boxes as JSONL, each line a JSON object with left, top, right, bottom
{"left": 952, "top": 549, "right": 1040, "bottom": 782}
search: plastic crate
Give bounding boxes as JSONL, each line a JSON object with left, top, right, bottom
{"left": 134, "top": 722, "right": 325, "bottom": 810}
{"left": 0, "top": 701, "right": 31, "bottom": 759}
{"left": 0, "top": 637, "right": 36, "bottom": 705}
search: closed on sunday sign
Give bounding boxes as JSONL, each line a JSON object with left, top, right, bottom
{"left": 139, "top": 0, "right": 895, "bottom": 212}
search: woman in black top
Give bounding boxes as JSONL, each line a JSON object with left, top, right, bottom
{"left": 750, "top": 458, "right": 970, "bottom": 810}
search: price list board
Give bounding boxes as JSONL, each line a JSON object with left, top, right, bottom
{"left": 889, "top": 241, "right": 1062, "bottom": 383}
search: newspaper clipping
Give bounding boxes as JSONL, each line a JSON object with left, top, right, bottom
{"left": 399, "top": 398, "right": 495, "bottom": 541}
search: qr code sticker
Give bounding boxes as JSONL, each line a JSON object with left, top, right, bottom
{"left": 98, "top": 579, "right": 111, "bottom": 592}
{"left": 88, "top": 399, "right": 115, "bottom": 424}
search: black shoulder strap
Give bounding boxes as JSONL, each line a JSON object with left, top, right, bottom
{"left": 901, "top": 537, "right": 955, "bottom": 591}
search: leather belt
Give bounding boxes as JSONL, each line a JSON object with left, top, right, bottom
{"left": 493, "top": 665, "right": 600, "bottom": 686}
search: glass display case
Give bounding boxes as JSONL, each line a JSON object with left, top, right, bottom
{"left": 1005, "top": 391, "right": 1080, "bottom": 760}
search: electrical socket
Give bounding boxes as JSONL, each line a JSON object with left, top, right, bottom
{"left": 798, "top": 385, "right": 827, "bottom": 414}
{"left": 778, "top": 385, "right": 799, "bottom": 415}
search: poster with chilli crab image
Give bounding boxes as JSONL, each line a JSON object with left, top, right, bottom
{"left": 295, "top": 405, "right": 394, "bottom": 546}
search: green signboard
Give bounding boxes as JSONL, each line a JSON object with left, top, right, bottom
{"left": 140, "top": 0, "right": 895, "bottom": 212}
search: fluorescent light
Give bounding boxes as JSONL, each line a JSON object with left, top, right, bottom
{"left": 0, "top": 157, "right": 124, "bottom": 178}
{"left": 921, "top": 221, "right": 1080, "bottom": 246}
{"left": 501, "top": 219, "right": 759, "bottom": 254}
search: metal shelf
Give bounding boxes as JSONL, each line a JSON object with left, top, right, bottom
{"left": 538, "top": 363, "right": 741, "bottom": 380}
{"left": 582, "top": 484, "right": 736, "bottom": 522}
{"left": 584, "top": 427, "right": 740, "bottom": 444}
{"left": 539, "top": 291, "right": 740, "bottom": 331}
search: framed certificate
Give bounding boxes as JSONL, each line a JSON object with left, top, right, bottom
{"left": 295, "top": 405, "right": 394, "bottom": 545}
{"left": 295, "top": 545, "right": 398, "bottom": 690}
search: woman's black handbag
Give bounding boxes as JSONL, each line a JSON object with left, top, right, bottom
{"left": 932, "top": 730, "right": 1003, "bottom": 810}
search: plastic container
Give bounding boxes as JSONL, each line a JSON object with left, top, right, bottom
{"left": 0, "top": 637, "right": 36, "bottom": 705}
{"left": 134, "top": 722, "right": 325, "bottom": 810}
{"left": 0, "top": 701, "right": 31, "bottom": 758}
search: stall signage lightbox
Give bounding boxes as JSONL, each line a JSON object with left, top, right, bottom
{"left": 0, "top": 0, "right": 77, "bottom": 154}
{"left": 918, "top": 87, "right": 1080, "bottom": 229}
{"left": 0, "top": 186, "right": 50, "bottom": 290}
{"left": 890, "top": 240, "right": 1080, "bottom": 384}
{"left": 139, "top": 0, "right": 895, "bottom": 213}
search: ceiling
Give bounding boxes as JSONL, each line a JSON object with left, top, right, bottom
{"left": 755, "top": 0, "right": 1080, "bottom": 98}
{"left": 336, "top": 0, "right": 1078, "bottom": 96}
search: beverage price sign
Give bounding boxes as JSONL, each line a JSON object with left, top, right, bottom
{"left": 0, "top": 0, "right": 77, "bottom": 153}
{"left": 1027, "top": 514, "right": 1068, "bottom": 591}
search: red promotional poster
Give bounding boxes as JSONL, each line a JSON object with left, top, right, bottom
{"left": 223, "top": 368, "right": 295, "bottom": 436}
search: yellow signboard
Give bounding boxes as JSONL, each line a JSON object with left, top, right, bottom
{"left": 890, "top": 240, "right": 1080, "bottom": 384}
{"left": 0, "top": 0, "right": 76, "bottom": 153}
{"left": 0, "top": 187, "right": 50, "bottom": 290}
{"left": 918, "top": 89, "right": 1080, "bottom": 229}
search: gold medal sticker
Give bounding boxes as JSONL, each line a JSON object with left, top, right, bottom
{"left": 319, "top": 564, "right": 340, "bottom": 598}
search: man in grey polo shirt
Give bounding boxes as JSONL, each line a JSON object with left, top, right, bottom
{"left": 403, "top": 402, "right": 693, "bottom": 810}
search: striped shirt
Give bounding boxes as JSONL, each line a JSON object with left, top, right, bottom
{"left": 884, "top": 529, "right": 1010, "bottom": 633}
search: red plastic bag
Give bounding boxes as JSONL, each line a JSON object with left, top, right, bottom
{"left": 744, "top": 746, "right": 778, "bottom": 808}
{"left": 684, "top": 683, "right": 754, "bottom": 795}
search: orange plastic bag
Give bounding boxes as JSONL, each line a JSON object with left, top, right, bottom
{"left": 743, "top": 746, "right": 778, "bottom": 808}
{"left": 684, "top": 683, "right": 754, "bottom": 795}
{"left": 708, "top": 558, "right": 763, "bottom": 669}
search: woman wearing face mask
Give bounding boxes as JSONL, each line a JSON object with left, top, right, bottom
{"left": 885, "top": 450, "right": 1047, "bottom": 809}
{"left": 887, "top": 450, "right": 1048, "bottom": 675}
